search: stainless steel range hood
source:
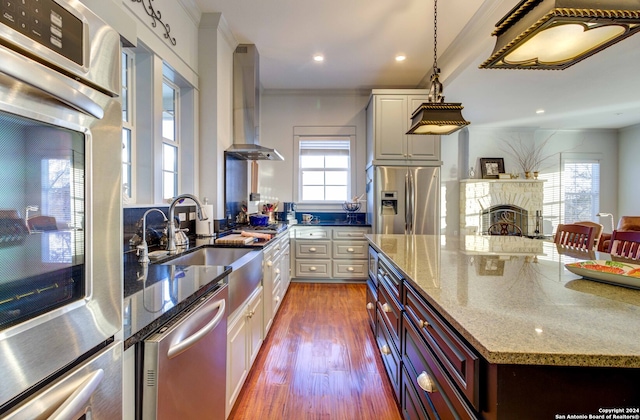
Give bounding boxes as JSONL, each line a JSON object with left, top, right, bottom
{"left": 227, "top": 44, "right": 283, "bottom": 161}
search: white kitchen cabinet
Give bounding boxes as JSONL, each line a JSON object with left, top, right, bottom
{"left": 291, "top": 226, "right": 370, "bottom": 281}
{"left": 366, "top": 90, "right": 440, "bottom": 163}
{"left": 263, "top": 234, "right": 287, "bottom": 335}
{"left": 226, "top": 286, "right": 263, "bottom": 417}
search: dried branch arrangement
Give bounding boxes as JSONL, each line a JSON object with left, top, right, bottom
{"left": 500, "top": 133, "right": 556, "bottom": 174}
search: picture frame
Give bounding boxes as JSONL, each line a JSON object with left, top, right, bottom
{"left": 478, "top": 256, "right": 505, "bottom": 276}
{"left": 479, "top": 158, "right": 505, "bottom": 179}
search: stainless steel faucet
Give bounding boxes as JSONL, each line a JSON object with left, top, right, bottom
{"left": 167, "top": 194, "right": 208, "bottom": 253}
{"left": 137, "top": 208, "right": 168, "bottom": 264}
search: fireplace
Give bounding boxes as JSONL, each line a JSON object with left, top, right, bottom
{"left": 482, "top": 205, "right": 528, "bottom": 236}
{"left": 460, "top": 179, "right": 543, "bottom": 236}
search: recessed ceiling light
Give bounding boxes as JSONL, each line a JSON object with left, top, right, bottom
{"left": 313, "top": 54, "right": 324, "bottom": 62}
{"left": 536, "top": 109, "right": 545, "bottom": 114}
{"left": 395, "top": 54, "right": 406, "bottom": 62}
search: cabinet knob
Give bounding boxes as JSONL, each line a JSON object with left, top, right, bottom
{"left": 418, "top": 319, "right": 429, "bottom": 329}
{"left": 275, "top": 296, "right": 280, "bottom": 302}
{"left": 347, "top": 267, "right": 354, "bottom": 272}
{"left": 310, "top": 266, "right": 317, "bottom": 271}
{"left": 276, "top": 245, "right": 281, "bottom": 250}
{"left": 309, "top": 247, "right": 317, "bottom": 252}
{"left": 275, "top": 268, "right": 280, "bottom": 274}
{"left": 366, "top": 302, "right": 374, "bottom": 310}
{"left": 267, "top": 261, "right": 273, "bottom": 267}
{"left": 380, "top": 344, "right": 391, "bottom": 355}
{"left": 416, "top": 371, "right": 437, "bottom": 393}
{"left": 382, "top": 303, "right": 392, "bottom": 313}
{"left": 347, "top": 247, "right": 354, "bottom": 252}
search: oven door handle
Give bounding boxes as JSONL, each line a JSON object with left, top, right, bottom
{"left": 167, "top": 299, "right": 226, "bottom": 359}
{"left": 0, "top": 48, "right": 104, "bottom": 119}
{"left": 48, "top": 369, "right": 104, "bottom": 420}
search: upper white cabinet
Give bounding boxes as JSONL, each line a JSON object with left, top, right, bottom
{"left": 366, "top": 90, "right": 441, "bottom": 164}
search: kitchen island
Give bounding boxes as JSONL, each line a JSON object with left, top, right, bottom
{"left": 366, "top": 234, "right": 640, "bottom": 419}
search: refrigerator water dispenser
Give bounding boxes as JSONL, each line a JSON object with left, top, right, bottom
{"left": 381, "top": 191, "right": 398, "bottom": 215}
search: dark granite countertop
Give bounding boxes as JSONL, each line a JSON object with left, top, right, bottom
{"left": 122, "top": 228, "right": 291, "bottom": 350}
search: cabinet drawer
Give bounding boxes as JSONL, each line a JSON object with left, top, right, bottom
{"left": 402, "top": 314, "right": 475, "bottom": 419}
{"left": 333, "top": 240, "right": 368, "bottom": 259}
{"left": 332, "top": 260, "right": 367, "bottom": 278}
{"left": 377, "top": 256, "right": 402, "bottom": 303}
{"left": 332, "top": 228, "right": 369, "bottom": 239}
{"left": 377, "top": 278, "right": 402, "bottom": 352}
{"left": 376, "top": 309, "right": 401, "bottom": 402}
{"left": 295, "top": 240, "right": 331, "bottom": 259}
{"left": 403, "top": 283, "right": 479, "bottom": 410}
{"left": 366, "top": 279, "right": 377, "bottom": 333}
{"left": 368, "top": 246, "right": 378, "bottom": 286}
{"left": 401, "top": 365, "right": 437, "bottom": 420}
{"left": 272, "top": 282, "right": 282, "bottom": 315}
{"left": 295, "top": 260, "right": 331, "bottom": 278}
{"left": 295, "top": 228, "right": 329, "bottom": 239}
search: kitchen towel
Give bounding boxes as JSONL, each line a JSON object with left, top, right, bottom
{"left": 196, "top": 204, "right": 215, "bottom": 236}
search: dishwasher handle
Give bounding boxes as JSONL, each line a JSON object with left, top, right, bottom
{"left": 167, "top": 299, "right": 226, "bottom": 359}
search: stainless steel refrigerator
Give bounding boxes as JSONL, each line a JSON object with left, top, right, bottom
{"left": 369, "top": 165, "right": 440, "bottom": 235}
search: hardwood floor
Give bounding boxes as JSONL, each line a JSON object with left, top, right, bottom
{"left": 228, "top": 283, "right": 401, "bottom": 420}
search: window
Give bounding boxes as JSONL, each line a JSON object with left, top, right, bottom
{"left": 121, "top": 50, "right": 134, "bottom": 201}
{"left": 562, "top": 159, "right": 600, "bottom": 224}
{"left": 162, "top": 80, "right": 179, "bottom": 200}
{"left": 540, "top": 153, "right": 602, "bottom": 233}
{"left": 294, "top": 127, "right": 356, "bottom": 204}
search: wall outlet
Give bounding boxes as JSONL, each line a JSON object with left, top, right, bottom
{"left": 179, "top": 213, "right": 187, "bottom": 222}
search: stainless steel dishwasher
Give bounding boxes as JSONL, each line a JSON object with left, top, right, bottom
{"left": 142, "top": 284, "right": 228, "bottom": 419}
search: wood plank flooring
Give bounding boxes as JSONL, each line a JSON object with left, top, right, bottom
{"left": 228, "top": 283, "right": 401, "bottom": 420}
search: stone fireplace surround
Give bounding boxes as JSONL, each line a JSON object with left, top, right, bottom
{"left": 460, "top": 180, "right": 544, "bottom": 236}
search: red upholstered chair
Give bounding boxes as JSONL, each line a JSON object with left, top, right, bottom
{"left": 598, "top": 216, "right": 640, "bottom": 252}
{"left": 554, "top": 224, "right": 595, "bottom": 250}
{"left": 609, "top": 230, "right": 640, "bottom": 260}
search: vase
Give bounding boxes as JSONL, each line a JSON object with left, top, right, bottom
{"left": 525, "top": 171, "right": 533, "bottom": 179}
{"left": 533, "top": 171, "right": 539, "bottom": 179}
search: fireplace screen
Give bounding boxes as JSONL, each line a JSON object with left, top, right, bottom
{"left": 482, "top": 205, "right": 528, "bottom": 236}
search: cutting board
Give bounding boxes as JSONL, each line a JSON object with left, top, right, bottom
{"left": 215, "top": 234, "right": 255, "bottom": 245}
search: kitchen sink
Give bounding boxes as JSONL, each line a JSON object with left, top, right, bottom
{"left": 161, "top": 247, "right": 255, "bottom": 268}
{"left": 161, "top": 246, "right": 263, "bottom": 314}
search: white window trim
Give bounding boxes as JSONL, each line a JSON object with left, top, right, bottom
{"left": 122, "top": 49, "right": 136, "bottom": 203}
{"left": 162, "top": 78, "right": 180, "bottom": 201}
{"left": 293, "top": 126, "right": 356, "bottom": 209}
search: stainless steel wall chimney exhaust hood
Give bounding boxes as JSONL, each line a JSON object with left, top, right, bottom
{"left": 227, "top": 44, "right": 283, "bottom": 161}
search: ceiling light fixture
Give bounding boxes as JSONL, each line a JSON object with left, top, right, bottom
{"left": 480, "top": 0, "right": 640, "bottom": 70}
{"left": 536, "top": 109, "right": 545, "bottom": 114}
{"left": 407, "top": 0, "right": 470, "bottom": 136}
{"left": 396, "top": 54, "right": 407, "bottom": 62}
{"left": 313, "top": 54, "right": 324, "bottom": 62}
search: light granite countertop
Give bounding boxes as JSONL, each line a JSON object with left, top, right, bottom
{"left": 366, "top": 234, "right": 640, "bottom": 368}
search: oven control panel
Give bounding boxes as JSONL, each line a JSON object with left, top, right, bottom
{"left": 1, "top": 0, "right": 83, "bottom": 65}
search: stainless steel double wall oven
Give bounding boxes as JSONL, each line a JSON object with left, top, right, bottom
{"left": 0, "top": 0, "right": 123, "bottom": 417}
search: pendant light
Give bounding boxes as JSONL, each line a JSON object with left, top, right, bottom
{"left": 406, "top": 0, "right": 470, "bottom": 135}
{"left": 480, "top": 0, "right": 640, "bottom": 70}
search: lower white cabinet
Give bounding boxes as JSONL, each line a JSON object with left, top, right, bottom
{"left": 226, "top": 286, "right": 263, "bottom": 417}
{"left": 263, "top": 233, "right": 291, "bottom": 335}
{"left": 291, "top": 226, "right": 370, "bottom": 281}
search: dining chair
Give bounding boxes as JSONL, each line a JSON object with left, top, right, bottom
{"left": 574, "top": 221, "right": 603, "bottom": 250}
{"left": 487, "top": 222, "right": 522, "bottom": 236}
{"left": 609, "top": 230, "right": 640, "bottom": 260}
{"left": 554, "top": 224, "right": 595, "bottom": 250}
{"left": 26, "top": 215, "right": 58, "bottom": 232}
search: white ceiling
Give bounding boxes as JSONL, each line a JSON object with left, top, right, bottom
{"left": 193, "top": 0, "right": 640, "bottom": 130}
